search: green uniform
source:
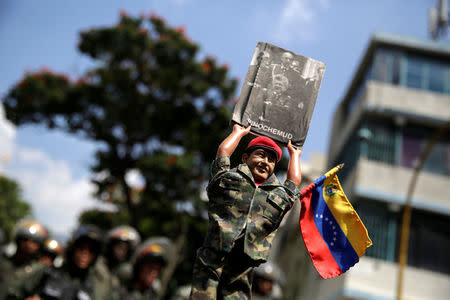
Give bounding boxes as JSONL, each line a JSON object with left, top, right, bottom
{"left": 0, "top": 254, "right": 15, "bottom": 300}
{"left": 6, "top": 261, "right": 120, "bottom": 300}
{"left": 190, "top": 156, "right": 300, "bottom": 299}
{"left": 96, "top": 255, "right": 133, "bottom": 285}
{"left": 0, "top": 252, "right": 38, "bottom": 300}
{"left": 118, "top": 283, "right": 158, "bottom": 300}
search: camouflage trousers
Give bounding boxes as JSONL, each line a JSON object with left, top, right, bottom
{"left": 190, "top": 237, "right": 262, "bottom": 300}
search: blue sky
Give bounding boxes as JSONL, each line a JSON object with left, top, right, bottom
{"left": 0, "top": 0, "right": 443, "bottom": 235}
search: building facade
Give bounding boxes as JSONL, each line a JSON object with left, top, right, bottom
{"left": 322, "top": 32, "right": 450, "bottom": 300}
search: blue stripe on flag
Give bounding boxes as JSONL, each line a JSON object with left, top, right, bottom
{"left": 311, "top": 183, "right": 360, "bottom": 272}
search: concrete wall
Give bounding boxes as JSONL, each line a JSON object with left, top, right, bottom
{"left": 354, "top": 158, "right": 450, "bottom": 215}
{"left": 365, "top": 81, "right": 450, "bottom": 123}
{"left": 343, "top": 257, "right": 450, "bottom": 300}
{"left": 328, "top": 81, "right": 450, "bottom": 165}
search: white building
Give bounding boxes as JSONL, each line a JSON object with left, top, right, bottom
{"left": 274, "top": 32, "right": 450, "bottom": 300}
{"left": 322, "top": 32, "right": 450, "bottom": 300}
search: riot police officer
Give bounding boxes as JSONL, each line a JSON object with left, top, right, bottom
{"left": 0, "top": 220, "right": 48, "bottom": 299}
{"left": 7, "top": 224, "right": 120, "bottom": 300}
{"left": 9, "top": 220, "right": 48, "bottom": 269}
{"left": 98, "top": 225, "right": 141, "bottom": 284}
{"left": 252, "top": 262, "right": 283, "bottom": 300}
{"left": 38, "top": 238, "right": 63, "bottom": 267}
{"left": 120, "top": 237, "right": 172, "bottom": 299}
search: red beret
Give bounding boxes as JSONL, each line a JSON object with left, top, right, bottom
{"left": 245, "top": 136, "right": 282, "bottom": 162}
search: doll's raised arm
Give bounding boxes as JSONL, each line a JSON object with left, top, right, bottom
{"left": 286, "top": 140, "right": 302, "bottom": 187}
{"left": 216, "top": 124, "right": 251, "bottom": 158}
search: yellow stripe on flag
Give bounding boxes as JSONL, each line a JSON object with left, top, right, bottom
{"left": 322, "top": 168, "right": 372, "bottom": 258}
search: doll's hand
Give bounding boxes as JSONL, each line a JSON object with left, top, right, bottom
{"left": 232, "top": 123, "right": 251, "bottom": 137}
{"left": 287, "top": 140, "right": 302, "bottom": 158}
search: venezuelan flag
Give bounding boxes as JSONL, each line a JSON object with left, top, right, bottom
{"left": 299, "top": 164, "right": 372, "bottom": 279}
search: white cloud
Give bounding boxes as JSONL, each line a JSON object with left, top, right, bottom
{"left": 6, "top": 147, "right": 109, "bottom": 236}
{"left": 0, "top": 104, "right": 15, "bottom": 171}
{"left": 18, "top": 147, "right": 51, "bottom": 164}
{"left": 272, "top": 0, "right": 331, "bottom": 43}
{"left": 0, "top": 104, "right": 112, "bottom": 237}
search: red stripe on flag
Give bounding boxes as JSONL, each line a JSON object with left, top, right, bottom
{"left": 300, "top": 184, "right": 343, "bottom": 279}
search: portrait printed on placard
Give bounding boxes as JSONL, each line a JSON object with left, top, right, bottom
{"left": 232, "top": 42, "right": 325, "bottom": 147}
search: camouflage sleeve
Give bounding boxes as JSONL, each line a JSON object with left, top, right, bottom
{"left": 283, "top": 179, "right": 301, "bottom": 204}
{"left": 209, "top": 156, "right": 231, "bottom": 180}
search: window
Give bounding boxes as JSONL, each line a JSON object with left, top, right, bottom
{"left": 366, "top": 121, "right": 396, "bottom": 165}
{"left": 355, "top": 200, "right": 450, "bottom": 275}
{"left": 372, "top": 47, "right": 402, "bottom": 85}
{"left": 368, "top": 47, "right": 450, "bottom": 94}
{"left": 405, "top": 56, "right": 424, "bottom": 89}
{"left": 408, "top": 210, "right": 450, "bottom": 275}
{"left": 401, "top": 125, "right": 450, "bottom": 176}
{"left": 354, "top": 200, "right": 399, "bottom": 262}
{"left": 428, "top": 62, "right": 446, "bottom": 93}
{"left": 335, "top": 121, "right": 450, "bottom": 180}
{"left": 403, "top": 53, "right": 450, "bottom": 94}
{"left": 401, "top": 127, "right": 423, "bottom": 169}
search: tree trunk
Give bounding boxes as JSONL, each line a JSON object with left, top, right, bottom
{"left": 159, "top": 214, "right": 188, "bottom": 299}
{"left": 120, "top": 176, "right": 139, "bottom": 229}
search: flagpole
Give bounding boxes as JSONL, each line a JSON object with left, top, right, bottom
{"left": 396, "top": 120, "right": 450, "bottom": 300}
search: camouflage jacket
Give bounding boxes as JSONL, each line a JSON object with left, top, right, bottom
{"left": 205, "top": 156, "right": 300, "bottom": 261}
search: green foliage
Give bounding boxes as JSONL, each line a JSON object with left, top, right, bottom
{"left": 0, "top": 175, "right": 32, "bottom": 242}
{"left": 78, "top": 208, "right": 129, "bottom": 232}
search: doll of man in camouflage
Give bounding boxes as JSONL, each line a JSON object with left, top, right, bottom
{"left": 190, "top": 124, "right": 302, "bottom": 299}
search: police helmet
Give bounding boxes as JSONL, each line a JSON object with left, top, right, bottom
{"left": 133, "top": 236, "right": 173, "bottom": 268}
{"left": 253, "top": 261, "right": 282, "bottom": 282}
{"left": 107, "top": 225, "right": 141, "bottom": 249}
{"left": 66, "top": 224, "right": 103, "bottom": 258}
{"left": 41, "top": 238, "right": 64, "bottom": 258}
{"left": 14, "top": 220, "right": 48, "bottom": 245}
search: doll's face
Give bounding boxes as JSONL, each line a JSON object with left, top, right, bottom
{"left": 242, "top": 149, "right": 276, "bottom": 183}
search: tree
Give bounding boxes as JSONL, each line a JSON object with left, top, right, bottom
{"left": 3, "top": 11, "right": 237, "bottom": 294}
{"left": 0, "top": 175, "right": 32, "bottom": 242}
{"left": 3, "top": 11, "right": 237, "bottom": 228}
